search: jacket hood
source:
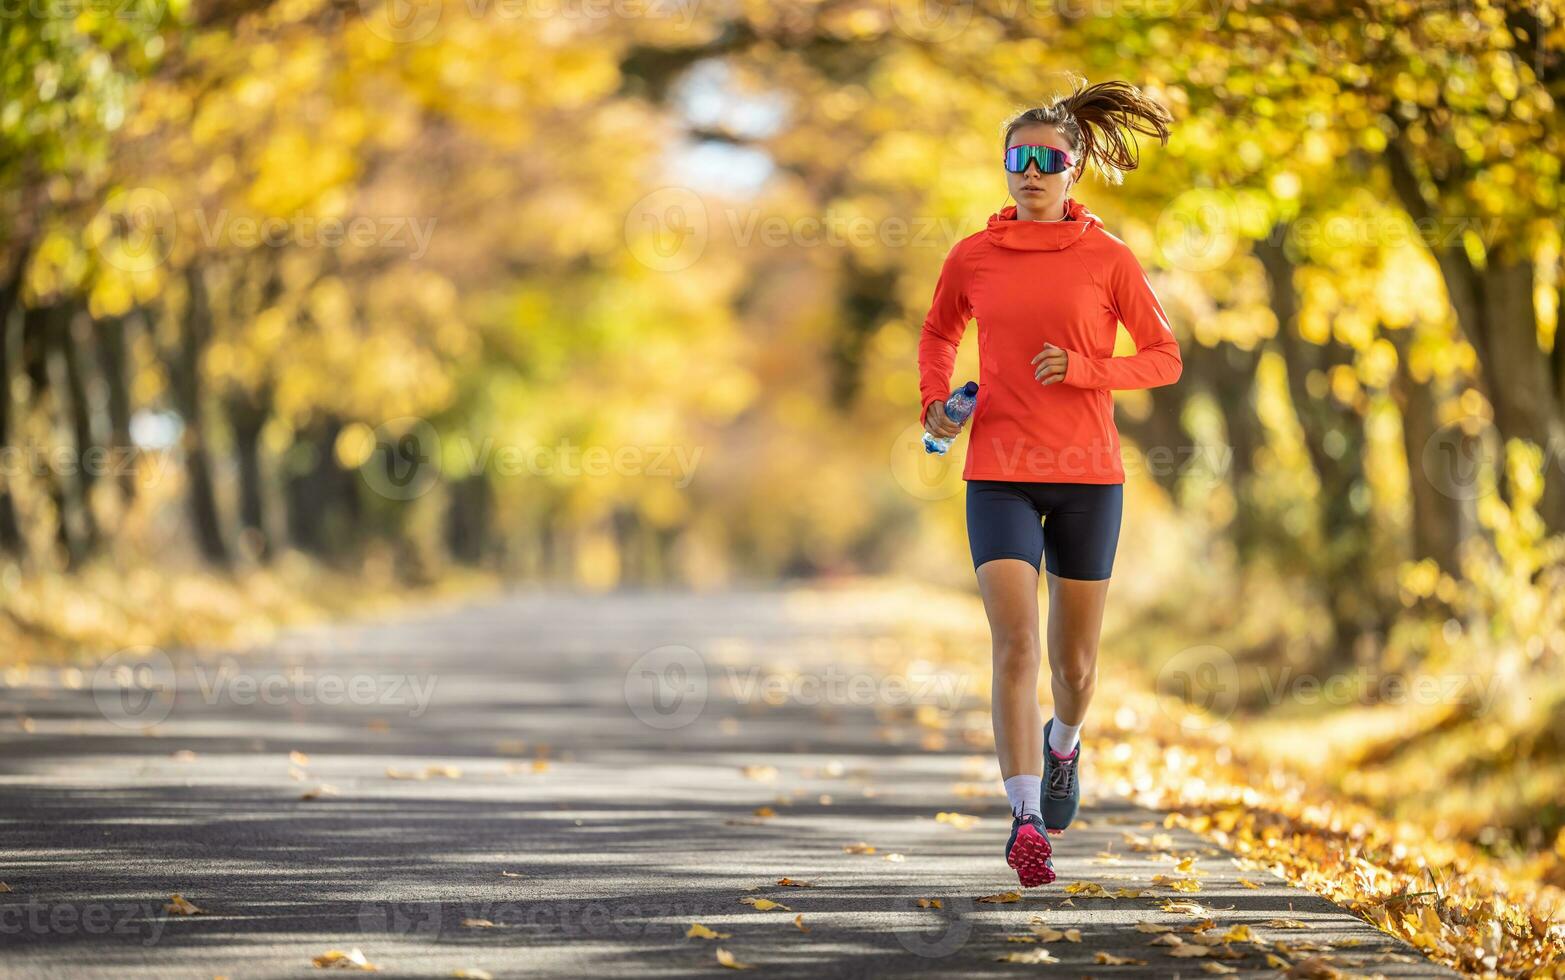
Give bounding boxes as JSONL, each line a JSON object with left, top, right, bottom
{"left": 985, "top": 198, "right": 1102, "bottom": 251}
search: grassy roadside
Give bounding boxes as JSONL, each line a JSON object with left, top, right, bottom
{"left": 0, "top": 554, "right": 499, "bottom": 669}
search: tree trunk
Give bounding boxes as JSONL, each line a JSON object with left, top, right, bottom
{"left": 56, "top": 305, "right": 102, "bottom": 554}
{"left": 170, "top": 267, "right": 230, "bottom": 567}
{"left": 93, "top": 313, "right": 138, "bottom": 505}
{"left": 0, "top": 244, "right": 28, "bottom": 556}
{"left": 1258, "top": 228, "right": 1385, "bottom": 665}
{"left": 227, "top": 386, "right": 272, "bottom": 562}
{"left": 1187, "top": 340, "right": 1265, "bottom": 561}
{"left": 286, "top": 417, "right": 356, "bottom": 559}
{"left": 445, "top": 474, "right": 492, "bottom": 566}
{"left": 1388, "top": 327, "right": 1471, "bottom": 576}
{"left": 1117, "top": 380, "right": 1187, "bottom": 500}
{"left": 1384, "top": 138, "right": 1565, "bottom": 530}
{"left": 22, "top": 304, "right": 77, "bottom": 564}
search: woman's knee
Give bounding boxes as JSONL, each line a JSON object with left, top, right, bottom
{"left": 992, "top": 632, "right": 1041, "bottom": 682}
{"left": 1052, "top": 651, "right": 1097, "bottom": 694}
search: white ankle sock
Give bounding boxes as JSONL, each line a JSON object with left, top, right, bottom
{"left": 1048, "top": 717, "right": 1081, "bottom": 758}
{"left": 1003, "top": 774, "right": 1042, "bottom": 819}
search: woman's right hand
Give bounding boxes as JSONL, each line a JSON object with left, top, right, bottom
{"left": 924, "top": 399, "right": 964, "bottom": 439}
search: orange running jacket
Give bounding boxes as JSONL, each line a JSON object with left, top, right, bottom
{"left": 917, "top": 198, "right": 1183, "bottom": 484}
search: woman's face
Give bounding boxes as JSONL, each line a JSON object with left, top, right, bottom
{"left": 1005, "top": 123, "right": 1080, "bottom": 214}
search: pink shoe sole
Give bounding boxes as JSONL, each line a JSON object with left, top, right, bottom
{"left": 1006, "top": 823, "right": 1055, "bottom": 887}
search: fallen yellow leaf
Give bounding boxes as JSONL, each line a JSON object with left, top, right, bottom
{"left": 715, "top": 948, "right": 751, "bottom": 970}
{"left": 777, "top": 878, "right": 813, "bottom": 887}
{"left": 793, "top": 913, "right": 808, "bottom": 933}
{"left": 996, "top": 948, "right": 1057, "bottom": 963}
{"left": 1095, "top": 951, "right": 1147, "bottom": 965}
{"left": 934, "top": 811, "right": 980, "bottom": 830}
{"left": 739, "top": 897, "right": 790, "bottom": 912}
{"left": 686, "top": 923, "right": 731, "bottom": 940}
{"left": 164, "top": 894, "right": 204, "bottom": 916}
{"left": 977, "top": 891, "right": 1023, "bottom": 904}
{"left": 311, "top": 948, "right": 380, "bottom": 971}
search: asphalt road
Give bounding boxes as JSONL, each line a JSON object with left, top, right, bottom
{"left": 0, "top": 590, "right": 1457, "bottom": 978}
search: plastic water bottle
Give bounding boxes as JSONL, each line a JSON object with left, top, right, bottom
{"left": 923, "top": 381, "right": 979, "bottom": 454}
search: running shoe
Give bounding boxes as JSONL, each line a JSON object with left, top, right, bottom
{"left": 1042, "top": 718, "right": 1081, "bottom": 831}
{"left": 1005, "top": 812, "right": 1055, "bottom": 887}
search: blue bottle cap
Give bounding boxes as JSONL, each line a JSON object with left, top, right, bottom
{"left": 961, "top": 381, "right": 978, "bottom": 396}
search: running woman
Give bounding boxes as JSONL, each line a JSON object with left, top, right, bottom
{"left": 918, "top": 80, "right": 1181, "bottom": 888}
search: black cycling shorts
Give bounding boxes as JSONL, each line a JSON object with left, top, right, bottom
{"left": 965, "top": 480, "right": 1124, "bottom": 580}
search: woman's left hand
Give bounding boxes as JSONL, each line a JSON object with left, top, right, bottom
{"left": 1032, "top": 343, "right": 1068, "bottom": 385}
